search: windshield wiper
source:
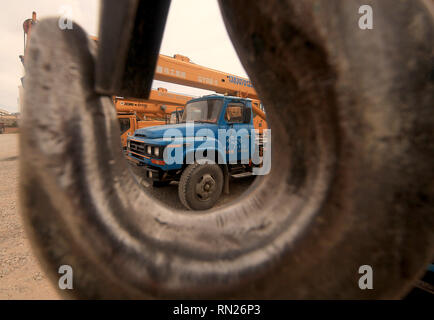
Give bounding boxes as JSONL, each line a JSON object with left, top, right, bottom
{"left": 180, "top": 120, "right": 216, "bottom": 124}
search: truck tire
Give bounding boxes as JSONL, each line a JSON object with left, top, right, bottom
{"left": 178, "top": 164, "right": 224, "bottom": 210}
{"left": 20, "top": 0, "right": 433, "bottom": 299}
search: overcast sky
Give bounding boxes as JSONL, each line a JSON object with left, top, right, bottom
{"left": 0, "top": 0, "right": 247, "bottom": 113}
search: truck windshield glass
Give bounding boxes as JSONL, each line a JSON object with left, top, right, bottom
{"left": 181, "top": 99, "right": 223, "bottom": 123}
{"left": 118, "top": 118, "right": 130, "bottom": 135}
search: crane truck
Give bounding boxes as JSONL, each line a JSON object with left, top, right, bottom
{"left": 126, "top": 57, "right": 269, "bottom": 210}
{"left": 19, "top": 12, "right": 268, "bottom": 211}
{"left": 154, "top": 54, "right": 267, "bottom": 133}
{"left": 20, "top": 13, "right": 267, "bottom": 149}
{"left": 115, "top": 87, "right": 193, "bottom": 148}
{"left": 19, "top": 13, "right": 192, "bottom": 149}
{"left": 118, "top": 52, "right": 269, "bottom": 149}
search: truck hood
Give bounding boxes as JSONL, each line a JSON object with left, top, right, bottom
{"left": 134, "top": 123, "right": 217, "bottom": 139}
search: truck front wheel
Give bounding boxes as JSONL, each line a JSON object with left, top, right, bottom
{"left": 178, "top": 164, "right": 223, "bottom": 210}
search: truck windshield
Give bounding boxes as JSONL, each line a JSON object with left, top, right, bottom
{"left": 181, "top": 99, "right": 223, "bottom": 123}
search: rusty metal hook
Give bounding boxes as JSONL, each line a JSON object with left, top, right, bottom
{"left": 20, "top": 0, "right": 434, "bottom": 298}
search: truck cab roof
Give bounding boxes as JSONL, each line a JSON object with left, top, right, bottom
{"left": 187, "top": 94, "right": 252, "bottom": 105}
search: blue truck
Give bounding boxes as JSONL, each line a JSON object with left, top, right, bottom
{"left": 126, "top": 94, "right": 267, "bottom": 210}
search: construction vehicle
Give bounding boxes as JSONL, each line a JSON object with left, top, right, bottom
{"left": 168, "top": 109, "right": 184, "bottom": 124}
{"left": 19, "top": 11, "right": 38, "bottom": 66}
{"left": 123, "top": 47, "right": 269, "bottom": 211}
{"left": 19, "top": 13, "right": 192, "bottom": 149}
{"left": 125, "top": 55, "right": 269, "bottom": 210}
{"left": 127, "top": 94, "right": 268, "bottom": 210}
{"left": 20, "top": 12, "right": 266, "bottom": 150}
{"left": 19, "top": 12, "right": 268, "bottom": 210}
{"left": 116, "top": 52, "right": 269, "bottom": 147}
{"left": 114, "top": 88, "right": 193, "bottom": 148}
{"left": 154, "top": 54, "right": 268, "bottom": 133}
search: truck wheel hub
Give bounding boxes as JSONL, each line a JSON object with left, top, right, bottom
{"left": 196, "top": 174, "right": 216, "bottom": 200}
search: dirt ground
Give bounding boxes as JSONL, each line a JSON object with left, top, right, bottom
{"left": 0, "top": 133, "right": 60, "bottom": 299}
{"left": 0, "top": 133, "right": 255, "bottom": 299}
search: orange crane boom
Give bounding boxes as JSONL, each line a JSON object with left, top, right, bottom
{"left": 20, "top": 12, "right": 267, "bottom": 145}
{"left": 19, "top": 13, "right": 193, "bottom": 148}
{"left": 114, "top": 87, "right": 193, "bottom": 117}
{"left": 154, "top": 54, "right": 267, "bottom": 130}
{"left": 115, "top": 87, "right": 193, "bottom": 147}
{"left": 92, "top": 33, "right": 266, "bottom": 128}
{"left": 155, "top": 54, "right": 257, "bottom": 98}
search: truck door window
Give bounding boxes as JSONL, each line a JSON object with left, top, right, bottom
{"left": 225, "top": 104, "right": 244, "bottom": 123}
{"left": 118, "top": 118, "right": 131, "bottom": 135}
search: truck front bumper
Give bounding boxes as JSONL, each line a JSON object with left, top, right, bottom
{"left": 126, "top": 155, "right": 167, "bottom": 182}
{"left": 143, "top": 165, "right": 161, "bottom": 181}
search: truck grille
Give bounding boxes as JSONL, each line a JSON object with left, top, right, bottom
{"left": 130, "top": 140, "right": 146, "bottom": 154}
{"left": 128, "top": 140, "right": 163, "bottom": 159}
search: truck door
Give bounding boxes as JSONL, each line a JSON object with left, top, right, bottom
{"left": 223, "top": 102, "right": 251, "bottom": 163}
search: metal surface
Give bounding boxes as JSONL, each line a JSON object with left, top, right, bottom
{"left": 95, "top": 0, "right": 171, "bottom": 98}
{"left": 20, "top": 0, "right": 434, "bottom": 299}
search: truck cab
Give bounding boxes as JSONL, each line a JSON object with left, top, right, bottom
{"left": 118, "top": 114, "right": 137, "bottom": 149}
{"left": 126, "top": 95, "right": 264, "bottom": 210}
{"left": 118, "top": 114, "right": 168, "bottom": 150}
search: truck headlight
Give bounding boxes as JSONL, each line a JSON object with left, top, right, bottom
{"left": 154, "top": 147, "right": 160, "bottom": 157}
{"left": 147, "top": 145, "right": 152, "bottom": 154}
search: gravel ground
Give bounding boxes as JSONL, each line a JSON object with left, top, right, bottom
{"left": 0, "top": 133, "right": 255, "bottom": 299}
{"left": 0, "top": 133, "right": 59, "bottom": 299}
